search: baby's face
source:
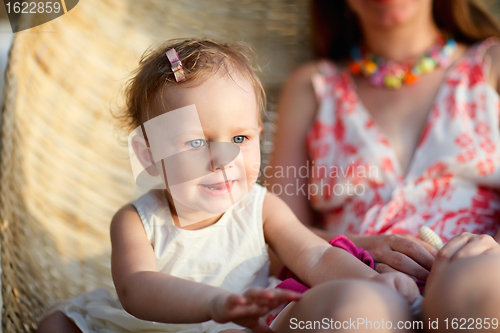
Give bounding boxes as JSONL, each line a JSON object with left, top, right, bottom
{"left": 140, "top": 72, "right": 261, "bottom": 225}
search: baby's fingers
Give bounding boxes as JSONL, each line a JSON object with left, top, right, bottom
{"left": 225, "top": 294, "right": 247, "bottom": 309}
{"left": 237, "top": 303, "right": 271, "bottom": 318}
{"left": 260, "top": 289, "right": 302, "bottom": 311}
{"left": 273, "top": 289, "right": 302, "bottom": 303}
{"left": 244, "top": 288, "right": 274, "bottom": 306}
{"left": 244, "top": 288, "right": 301, "bottom": 310}
{"left": 244, "top": 288, "right": 300, "bottom": 302}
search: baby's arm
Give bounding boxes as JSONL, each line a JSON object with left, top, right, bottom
{"left": 111, "top": 205, "right": 220, "bottom": 323}
{"left": 263, "top": 193, "right": 418, "bottom": 301}
{"left": 110, "top": 205, "right": 300, "bottom": 329}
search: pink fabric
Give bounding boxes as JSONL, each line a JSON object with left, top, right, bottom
{"left": 274, "top": 278, "right": 309, "bottom": 294}
{"left": 328, "top": 235, "right": 375, "bottom": 268}
{"left": 276, "top": 235, "right": 374, "bottom": 292}
{"left": 307, "top": 38, "right": 500, "bottom": 242}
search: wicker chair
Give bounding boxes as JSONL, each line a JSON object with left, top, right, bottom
{"left": 0, "top": 1, "right": 310, "bottom": 331}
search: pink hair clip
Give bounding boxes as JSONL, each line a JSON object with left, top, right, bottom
{"left": 166, "top": 48, "right": 186, "bottom": 82}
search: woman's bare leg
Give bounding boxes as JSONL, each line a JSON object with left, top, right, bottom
{"left": 36, "top": 311, "right": 82, "bottom": 333}
{"left": 272, "top": 279, "right": 415, "bottom": 333}
{"left": 423, "top": 255, "right": 500, "bottom": 333}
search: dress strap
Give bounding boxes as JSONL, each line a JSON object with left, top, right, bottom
{"left": 311, "top": 60, "right": 338, "bottom": 100}
{"left": 462, "top": 37, "right": 500, "bottom": 87}
{"left": 470, "top": 37, "right": 500, "bottom": 62}
{"left": 129, "top": 190, "right": 168, "bottom": 246}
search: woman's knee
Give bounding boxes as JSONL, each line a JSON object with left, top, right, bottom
{"left": 273, "top": 279, "right": 414, "bottom": 332}
{"left": 322, "top": 280, "right": 412, "bottom": 324}
{"left": 36, "top": 311, "right": 82, "bottom": 333}
{"left": 424, "top": 255, "right": 500, "bottom": 331}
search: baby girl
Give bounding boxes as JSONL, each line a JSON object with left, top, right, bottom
{"left": 36, "top": 38, "right": 419, "bottom": 333}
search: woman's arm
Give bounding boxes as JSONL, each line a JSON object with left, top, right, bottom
{"left": 485, "top": 43, "right": 500, "bottom": 92}
{"left": 266, "top": 62, "right": 319, "bottom": 226}
{"left": 485, "top": 44, "right": 500, "bottom": 242}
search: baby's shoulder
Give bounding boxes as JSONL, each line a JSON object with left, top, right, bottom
{"left": 114, "top": 190, "right": 166, "bottom": 244}
{"left": 261, "top": 190, "right": 286, "bottom": 223}
{"left": 109, "top": 203, "right": 145, "bottom": 244}
{"left": 129, "top": 190, "right": 168, "bottom": 218}
{"left": 111, "top": 203, "right": 141, "bottom": 226}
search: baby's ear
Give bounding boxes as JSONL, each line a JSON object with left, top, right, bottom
{"left": 131, "top": 135, "right": 159, "bottom": 177}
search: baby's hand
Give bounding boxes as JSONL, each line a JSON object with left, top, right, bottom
{"left": 370, "top": 272, "right": 420, "bottom": 304}
{"left": 210, "top": 288, "right": 302, "bottom": 333}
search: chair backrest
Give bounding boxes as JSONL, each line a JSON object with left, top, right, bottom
{"left": 0, "top": 0, "right": 310, "bottom": 331}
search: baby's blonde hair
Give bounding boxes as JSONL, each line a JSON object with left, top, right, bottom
{"left": 115, "top": 38, "right": 266, "bottom": 135}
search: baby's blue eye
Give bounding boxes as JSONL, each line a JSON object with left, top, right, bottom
{"left": 185, "top": 139, "right": 206, "bottom": 148}
{"left": 232, "top": 136, "right": 246, "bottom": 144}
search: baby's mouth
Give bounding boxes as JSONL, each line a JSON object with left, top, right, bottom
{"left": 200, "top": 180, "right": 234, "bottom": 191}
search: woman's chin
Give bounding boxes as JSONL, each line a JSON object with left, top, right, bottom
{"left": 354, "top": 0, "right": 421, "bottom": 29}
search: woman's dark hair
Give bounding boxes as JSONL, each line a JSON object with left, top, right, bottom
{"left": 312, "top": 0, "right": 500, "bottom": 61}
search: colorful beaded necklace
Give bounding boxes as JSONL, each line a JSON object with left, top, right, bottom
{"left": 348, "top": 35, "right": 457, "bottom": 89}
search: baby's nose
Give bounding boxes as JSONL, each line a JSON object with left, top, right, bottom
{"left": 208, "top": 142, "right": 239, "bottom": 172}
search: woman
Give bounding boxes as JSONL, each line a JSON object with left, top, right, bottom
{"left": 269, "top": 0, "right": 500, "bottom": 324}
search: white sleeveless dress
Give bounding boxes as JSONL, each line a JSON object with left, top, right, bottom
{"left": 37, "top": 184, "right": 282, "bottom": 333}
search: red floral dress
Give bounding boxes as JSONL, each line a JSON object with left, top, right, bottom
{"left": 307, "top": 38, "right": 500, "bottom": 242}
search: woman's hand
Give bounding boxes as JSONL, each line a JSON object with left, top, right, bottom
{"left": 210, "top": 288, "right": 302, "bottom": 333}
{"left": 370, "top": 272, "right": 420, "bottom": 304}
{"left": 427, "top": 232, "right": 500, "bottom": 286}
{"left": 350, "top": 234, "right": 437, "bottom": 281}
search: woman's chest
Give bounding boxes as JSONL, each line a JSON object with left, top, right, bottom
{"left": 353, "top": 69, "right": 448, "bottom": 175}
